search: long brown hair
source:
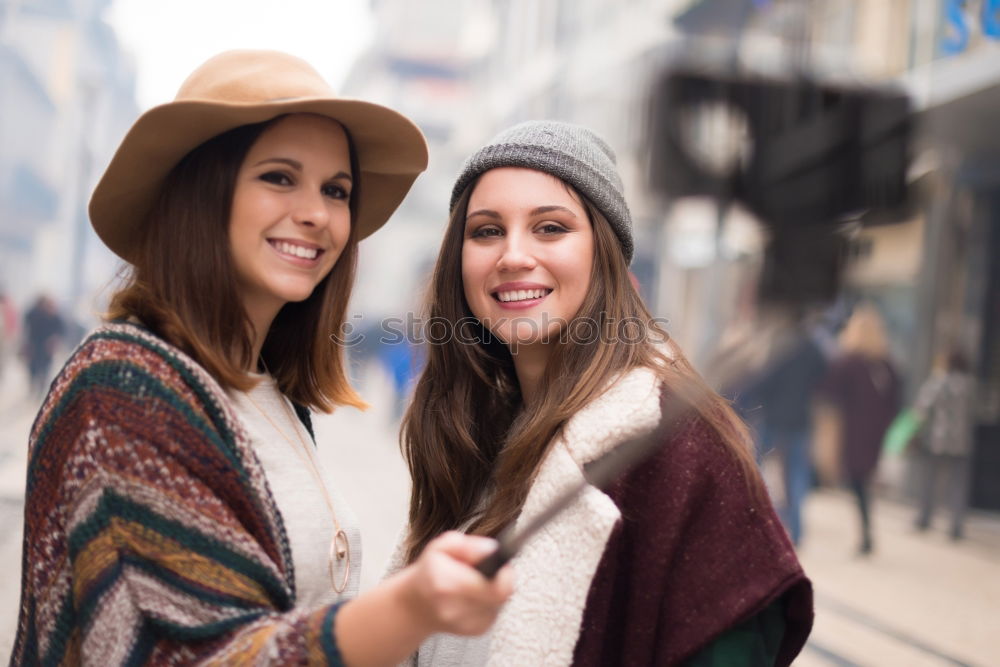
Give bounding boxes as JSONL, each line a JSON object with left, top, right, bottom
{"left": 107, "top": 116, "right": 364, "bottom": 411}
{"left": 401, "top": 179, "right": 759, "bottom": 563}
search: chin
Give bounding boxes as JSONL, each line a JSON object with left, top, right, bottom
{"left": 274, "top": 287, "right": 319, "bottom": 305}
{"left": 507, "top": 321, "right": 547, "bottom": 346}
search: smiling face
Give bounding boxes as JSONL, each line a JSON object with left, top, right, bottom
{"left": 229, "top": 113, "right": 353, "bottom": 329}
{"left": 462, "top": 167, "right": 594, "bottom": 351}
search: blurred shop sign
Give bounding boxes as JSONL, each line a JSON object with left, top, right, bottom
{"left": 942, "top": 0, "right": 1000, "bottom": 56}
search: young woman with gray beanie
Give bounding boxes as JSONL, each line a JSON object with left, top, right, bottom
{"left": 390, "top": 120, "right": 814, "bottom": 665}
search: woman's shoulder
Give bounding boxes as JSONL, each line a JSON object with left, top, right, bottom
{"left": 29, "top": 322, "right": 249, "bottom": 491}
{"left": 77, "top": 320, "right": 177, "bottom": 359}
{"left": 633, "top": 375, "right": 759, "bottom": 498}
{"left": 37, "top": 321, "right": 231, "bottom": 433}
{"left": 559, "top": 363, "right": 731, "bottom": 468}
{"left": 66, "top": 321, "right": 219, "bottom": 392}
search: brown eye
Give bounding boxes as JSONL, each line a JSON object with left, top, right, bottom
{"left": 538, "top": 223, "right": 567, "bottom": 235}
{"left": 470, "top": 226, "right": 502, "bottom": 239}
{"left": 260, "top": 171, "right": 292, "bottom": 186}
{"left": 322, "top": 183, "right": 349, "bottom": 200}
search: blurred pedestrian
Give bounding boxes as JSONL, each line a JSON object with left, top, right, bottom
{"left": 705, "top": 311, "right": 784, "bottom": 440}
{"left": 912, "top": 347, "right": 975, "bottom": 540}
{"left": 12, "top": 50, "right": 510, "bottom": 665}
{"left": 393, "top": 121, "right": 813, "bottom": 665}
{"left": 21, "top": 293, "right": 65, "bottom": 399}
{"left": 750, "top": 312, "right": 832, "bottom": 547}
{"left": 0, "top": 288, "right": 17, "bottom": 380}
{"left": 816, "top": 304, "right": 901, "bottom": 555}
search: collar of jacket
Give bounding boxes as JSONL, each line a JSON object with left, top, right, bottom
{"left": 488, "top": 365, "right": 664, "bottom": 665}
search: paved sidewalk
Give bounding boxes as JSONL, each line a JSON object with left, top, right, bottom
{"left": 794, "top": 489, "right": 1000, "bottom": 666}
{"left": 0, "top": 362, "right": 37, "bottom": 661}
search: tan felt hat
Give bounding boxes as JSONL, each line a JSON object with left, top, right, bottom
{"left": 89, "top": 49, "right": 428, "bottom": 261}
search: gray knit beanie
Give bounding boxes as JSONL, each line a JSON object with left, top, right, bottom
{"left": 450, "top": 120, "right": 634, "bottom": 263}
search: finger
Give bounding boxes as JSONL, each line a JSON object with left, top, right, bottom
{"left": 491, "top": 563, "right": 514, "bottom": 600}
{"left": 431, "top": 532, "right": 499, "bottom": 565}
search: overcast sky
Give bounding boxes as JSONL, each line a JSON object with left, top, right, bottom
{"left": 105, "top": 0, "right": 375, "bottom": 111}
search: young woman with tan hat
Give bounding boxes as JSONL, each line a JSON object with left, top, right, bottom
{"left": 391, "top": 121, "right": 813, "bottom": 665}
{"left": 11, "top": 50, "right": 510, "bottom": 665}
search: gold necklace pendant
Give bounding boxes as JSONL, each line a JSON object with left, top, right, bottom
{"left": 333, "top": 529, "right": 349, "bottom": 560}
{"left": 329, "top": 529, "right": 351, "bottom": 594}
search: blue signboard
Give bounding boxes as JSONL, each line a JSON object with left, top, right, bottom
{"left": 942, "top": 0, "right": 1000, "bottom": 55}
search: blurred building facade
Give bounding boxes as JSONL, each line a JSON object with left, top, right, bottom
{"left": 339, "top": 0, "right": 498, "bottom": 321}
{"left": 342, "top": 0, "right": 689, "bottom": 319}
{"left": 791, "top": 0, "right": 1000, "bottom": 510}
{"left": 344, "top": 0, "right": 999, "bottom": 508}
{"left": 897, "top": 0, "right": 1000, "bottom": 510}
{"left": 0, "top": 0, "right": 137, "bottom": 320}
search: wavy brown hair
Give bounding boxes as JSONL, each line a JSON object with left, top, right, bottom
{"left": 401, "top": 180, "right": 760, "bottom": 563}
{"left": 107, "top": 116, "right": 364, "bottom": 411}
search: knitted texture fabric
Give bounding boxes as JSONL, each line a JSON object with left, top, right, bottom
{"left": 386, "top": 367, "right": 812, "bottom": 666}
{"left": 573, "top": 392, "right": 814, "bottom": 666}
{"left": 450, "top": 120, "right": 635, "bottom": 263}
{"left": 11, "top": 322, "right": 346, "bottom": 665}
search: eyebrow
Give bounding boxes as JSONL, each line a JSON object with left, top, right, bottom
{"left": 465, "top": 208, "right": 501, "bottom": 221}
{"left": 465, "top": 205, "right": 577, "bottom": 222}
{"left": 531, "top": 205, "right": 576, "bottom": 217}
{"left": 253, "top": 157, "right": 352, "bottom": 181}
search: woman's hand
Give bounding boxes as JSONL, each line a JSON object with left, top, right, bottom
{"left": 334, "top": 531, "right": 512, "bottom": 666}
{"left": 401, "top": 531, "right": 513, "bottom": 636}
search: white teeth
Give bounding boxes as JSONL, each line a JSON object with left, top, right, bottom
{"left": 496, "top": 288, "right": 548, "bottom": 302}
{"left": 275, "top": 241, "right": 318, "bottom": 260}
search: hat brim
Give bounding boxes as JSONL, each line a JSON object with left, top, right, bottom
{"left": 89, "top": 97, "right": 428, "bottom": 262}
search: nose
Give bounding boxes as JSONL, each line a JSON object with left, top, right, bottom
{"left": 496, "top": 230, "right": 537, "bottom": 272}
{"left": 291, "top": 189, "right": 330, "bottom": 229}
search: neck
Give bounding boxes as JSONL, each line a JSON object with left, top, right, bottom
{"left": 511, "top": 344, "right": 550, "bottom": 406}
{"left": 243, "top": 299, "right": 283, "bottom": 371}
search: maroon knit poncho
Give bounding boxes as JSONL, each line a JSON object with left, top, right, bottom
{"left": 573, "top": 412, "right": 813, "bottom": 665}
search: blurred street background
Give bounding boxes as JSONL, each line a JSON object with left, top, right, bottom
{"left": 0, "top": 366, "right": 998, "bottom": 664}
{"left": 2, "top": 0, "right": 1000, "bottom": 664}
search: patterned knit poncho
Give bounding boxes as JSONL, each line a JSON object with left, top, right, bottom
{"left": 11, "top": 322, "right": 345, "bottom": 665}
